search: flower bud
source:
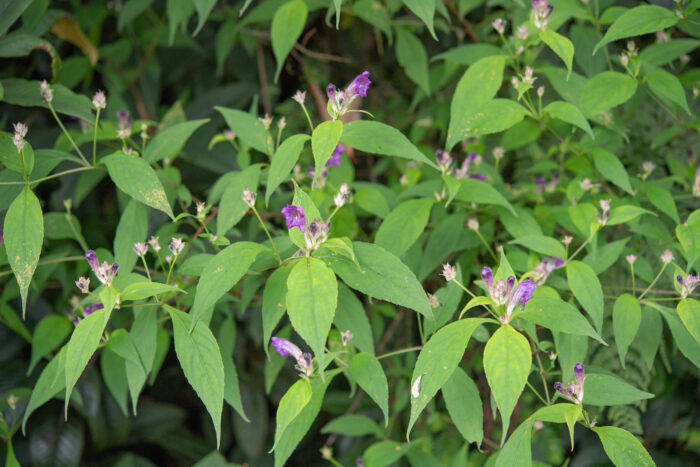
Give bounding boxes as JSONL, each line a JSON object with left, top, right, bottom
{"left": 242, "top": 188, "right": 256, "bottom": 208}
{"left": 40, "top": 80, "right": 53, "bottom": 103}
{"left": 133, "top": 242, "right": 148, "bottom": 257}
{"left": 92, "top": 90, "right": 107, "bottom": 110}
{"left": 661, "top": 249, "right": 674, "bottom": 264}
{"left": 442, "top": 263, "right": 457, "bottom": 282}
{"left": 626, "top": 254, "right": 636, "bottom": 265}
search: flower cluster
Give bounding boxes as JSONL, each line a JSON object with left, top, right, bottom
{"left": 242, "top": 188, "right": 256, "bottom": 208}
{"left": 12, "top": 122, "right": 28, "bottom": 153}
{"left": 677, "top": 273, "right": 700, "bottom": 298}
{"left": 117, "top": 109, "right": 133, "bottom": 139}
{"left": 532, "top": 0, "right": 553, "bottom": 31}
{"left": 85, "top": 250, "right": 119, "bottom": 287}
{"left": 326, "top": 71, "right": 371, "bottom": 120}
{"left": 435, "top": 150, "right": 484, "bottom": 180}
{"left": 270, "top": 337, "right": 313, "bottom": 377}
{"left": 535, "top": 171, "right": 559, "bottom": 194}
{"left": 481, "top": 267, "right": 537, "bottom": 323}
{"left": 334, "top": 183, "right": 351, "bottom": 207}
{"left": 92, "top": 90, "right": 106, "bottom": 110}
{"left": 554, "top": 363, "right": 585, "bottom": 404}
{"left": 281, "top": 205, "right": 330, "bottom": 252}
{"left": 532, "top": 256, "right": 564, "bottom": 285}
{"left": 40, "top": 80, "right": 53, "bottom": 103}
{"left": 597, "top": 199, "right": 611, "bottom": 226}
{"left": 641, "top": 161, "right": 656, "bottom": 180}
{"left": 492, "top": 18, "right": 506, "bottom": 35}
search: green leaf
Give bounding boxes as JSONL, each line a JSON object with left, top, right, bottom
{"left": 321, "top": 414, "right": 381, "bottom": 437}
{"left": 580, "top": 71, "right": 637, "bottom": 117}
{"left": 678, "top": 299, "right": 700, "bottom": 345}
{"left": 106, "top": 329, "right": 147, "bottom": 414}
{"left": 311, "top": 120, "right": 343, "bottom": 185}
{"left": 654, "top": 303, "right": 700, "bottom": 368}
{"left": 190, "top": 242, "right": 269, "bottom": 330}
{"left": 289, "top": 182, "right": 321, "bottom": 248}
{"left": 334, "top": 283, "right": 375, "bottom": 354}
{"left": 0, "top": 0, "right": 33, "bottom": 36}
{"left": 544, "top": 101, "right": 593, "bottom": 137}
{"left": 375, "top": 198, "right": 434, "bottom": 257}
{"left": 167, "top": 0, "right": 193, "bottom": 45}
{"left": 396, "top": 28, "right": 430, "bottom": 95}
{"left": 447, "top": 55, "right": 507, "bottom": 150}
{"left": 591, "top": 148, "right": 634, "bottom": 194}
{"left": 442, "top": 367, "right": 483, "bottom": 446}
{"left": 402, "top": 0, "right": 436, "bottom": 40}
{"left": 613, "top": 294, "right": 642, "bottom": 367}
{"left": 540, "top": 30, "right": 574, "bottom": 79}
{"left": 483, "top": 325, "right": 532, "bottom": 444}
{"left": 459, "top": 98, "right": 528, "bottom": 138}
{"left": 407, "top": 318, "right": 489, "bottom": 438}
{"left": 608, "top": 205, "right": 655, "bottom": 225}
{"left": 0, "top": 79, "right": 93, "bottom": 121}
{"left": 217, "top": 164, "right": 261, "bottom": 236}
{"left": 455, "top": 178, "right": 515, "bottom": 214}
{"left": 271, "top": 379, "right": 312, "bottom": 451}
{"left": 101, "top": 348, "right": 129, "bottom": 415}
{"left": 520, "top": 297, "right": 605, "bottom": 344}
{"left": 593, "top": 426, "right": 656, "bottom": 466}
{"left": 103, "top": 153, "right": 174, "bottom": 220}
{"left": 646, "top": 186, "right": 679, "bottom": 224}
{"left": 65, "top": 287, "right": 118, "bottom": 415}
{"left": 566, "top": 261, "right": 604, "bottom": 333}
{"left": 143, "top": 119, "right": 209, "bottom": 163}
{"left": 28, "top": 315, "right": 72, "bottom": 375}
{"left": 271, "top": 0, "right": 308, "bottom": 81}
{"left": 594, "top": 5, "right": 678, "bottom": 55}
{"left": 192, "top": 0, "right": 216, "bottom": 35}
{"left": 433, "top": 43, "right": 505, "bottom": 65}
{"left": 349, "top": 352, "right": 389, "bottom": 425}
{"left": 274, "top": 372, "right": 336, "bottom": 467}
{"left": 3, "top": 185, "right": 43, "bottom": 317}
{"left": 286, "top": 257, "right": 337, "bottom": 373}
{"left": 646, "top": 69, "right": 690, "bottom": 116}
{"left": 640, "top": 38, "right": 700, "bottom": 66}
{"left": 113, "top": 199, "right": 148, "bottom": 275}
{"left": 494, "top": 419, "right": 533, "bottom": 467}
{"left": 363, "top": 441, "right": 409, "bottom": 467}
{"left": 23, "top": 346, "right": 67, "bottom": 433}
{"left": 263, "top": 264, "right": 293, "bottom": 359}
{"left": 266, "top": 134, "right": 310, "bottom": 205}
{"left": 583, "top": 372, "right": 654, "bottom": 406}
{"left": 341, "top": 120, "right": 437, "bottom": 168}
{"left": 676, "top": 222, "right": 700, "bottom": 268}
{"left": 118, "top": 0, "right": 155, "bottom": 31}
{"left": 508, "top": 235, "right": 565, "bottom": 258}
{"left": 120, "top": 281, "right": 183, "bottom": 301}
{"left": 326, "top": 242, "right": 433, "bottom": 318}
{"left": 216, "top": 106, "right": 269, "bottom": 154}
{"left": 166, "top": 305, "right": 225, "bottom": 448}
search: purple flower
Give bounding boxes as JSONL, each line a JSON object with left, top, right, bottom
{"left": 326, "top": 84, "right": 337, "bottom": 101}
{"left": 271, "top": 337, "right": 303, "bottom": 359}
{"left": 502, "top": 278, "right": 537, "bottom": 322}
{"left": 574, "top": 362, "right": 585, "bottom": 387}
{"left": 86, "top": 250, "right": 99, "bottom": 272}
{"left": 85, "top": 250, "right": 118, "bottom": 286}
{"left": 84, "top": 303, "right": 104, "bottom": 316}
{"left": 325, "top": 145, "right": 344, "bottom": 167}
{"left": 347, "top": 71, "right": 371, "bottom": 97}
{"left": 281, "top": 205, "right": 307, "bottom": 231}
{"left": 532, "top": 0, "right": 553, "bottom": 30}
{"left": 554, "top": 363, "right": 585, "bottom": 404}
{"left": 481, "top": 267, "right": 493, "bottom": 290}
{"left": 270, "top": 337, "right": 313, "bottom": 377}
{"left": 533, "top": 256, "right": 564, "bottom": 285}
{"left": 468, "top": 174, "right": 485, "bottom": 181}
{"left": 535, "top": 176, "right": 547, "bottom": 185}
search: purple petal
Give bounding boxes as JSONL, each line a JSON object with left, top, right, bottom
{"left": 347, "top": 71, "right": 371, "bottom": 97}
{"left": 468, "top": 174, "right": 485, "bottom": 181}
{"left": 85, "top": 250, "right": 99, "bottom": 272}
{"left": 573, "top": 363, "right": 585, "bottom": 386}
{"left": 553, "top": 382, "right": 568, "bottom": 398}
{"left": 281, "top": 205, "right": 307, "bottom": 230}
{"left": 326, "top": 84, "right": 337, "bottom": 100}
{"left": 84, "top": 303, "right": 104, "bottom": 316}
{"left": 325, "top": 145, "right": 344, "bottom": 167}
{"left": 270, "top": 337, "right": 302, "bottom": 359}
{"left": 535, "top": 176, "right": 547, "bottom": 185}
{"left": 552, "top": 257, "right": 564, "bottom": 267}
{"left": 481, "top": 267, "right": 493, "bottom": 290}
{"left": 517, "top": 278, "right": 537, "bottom": 306}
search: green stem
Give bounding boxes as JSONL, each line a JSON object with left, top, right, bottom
{"left": 252, "top": 206, "right": 281, "bottom": 264}
{"left": 140, "top": 256, "right": 152, "bottom": 282}
{"left": 630, "top": 263, "right": 635, "bottom": 296}
{"left": 451, "top": 278, "right": 477, "bottom": 299}
{"left": 48, "top": 103, "right": 90, "bottom": 166}
{"left": 475, "top": 230, "right": 498, "bottom": 262}
{"left": 526, "top": 380, "right": 548, "bottom": 406}
{"left": 300, "top": 103, "right": 315, "bottom": 131}
{"left": 93, "top": 108, "right": 101, "bottom": 166}
{"left": 377, "top": 345, "right": 422, "bottom": 360}
{"left": 638, "top": 263, "right": 668, "bottom": 300}
{"left": 0, "top": 166, "right": 102, "bottom": 186}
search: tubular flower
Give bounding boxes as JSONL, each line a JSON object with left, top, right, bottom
{"left": 481, "top": 267, "right": 537, "bottom": 323}
{"left": 84, "top": 303, "right": 104, "bottom": 316}
{"left": 304, "top": 219, "right": 331, "bottom": 252}
{"left": 282, "top": 205, "right": 307, "bottom": 231}
{"left": 133, "top": 242, "right": 148, "bottom": 257}
{"left": 532, "top": 257, "right": 564, "bottom": 285}
{"left": 85, "top": 250, "right": 118, "bottom": 287}
{"left": 442, "top": 263, "right": 457, "bottom": 282}
{"left": 435, "top": 149, "right": 453, "bottom": 174}
{"left": 75, "top": 276, "right": 90, "bottom": 294}
{"left": 169, "top": 237, "right": 185, "bottom": 256}
{"left": 554, "top": 363, "right": 585, "bottom": 404}
{"left": 677, "top": 273, "right": 700, "bottom": 298}
{"left": 532, "top": 0, "right": 553, "bottom": 31}
{"left": 502, "top": 278, "right": 537, "bottom": 323}
{"left": 325, "top": 145, "right": 344, "bottom": 167}
{"left": 326, "top": 71, "right": 372, "bottom": 119}
{"left": 454, "top": 151, "right": 484, "bottom": 180}
{"left": 270, "top": 337, "right": 314, "bottom": 377}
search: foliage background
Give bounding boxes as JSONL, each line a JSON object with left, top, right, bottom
{"left": 1, "top": 0, "right": 699, "bottom": 466}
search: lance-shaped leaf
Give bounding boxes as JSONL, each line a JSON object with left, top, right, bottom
{"left": 566, "top": 261, "right": 604, "bottom": 333}
{"left": 189, "top": 241, "right": 269, "bottom": 330}
{"left": 4, "top": 185, "right": 43, "bottom": 318}
{"left": 65, "top": 287, "right": 118, "bottom": 416}
{"left": 271, "top": 0, "right": 308, "bottom": 81}
{"left": 613, "top": 294, "right": 642, "bottom": 367}
{"left": 271, "top": 379, "right": 312, "bottom": 451}
{"left": 349, "top": 352, "right": 389, "bottom": 425}
{"left": 442, "top": 367, "right": 483, "bottom": 446}
{"left": 266, "top": 134, "right": 310, "bottom": 205}
{"left": 593, "top": 5, "right": 678, "bottom": 55}
{"left": 166, "top": 305, "right": 225, "bottom": 448}
{"left": 103, "top": 152, "right": 174, "bottom": 219}
{"left": 286, "top": 257, "right": 338, "bottom": 374}
{"left": 678, "top": 299, "right": 700, "bottom": 345}
{"left": 23, "top": 346, "right": 67, "bottom": 433}
{"left": 483, "top": 325, "right": 532, "bottom": 444}
{"left": 593, "top": 426, "right": 656, "bottom": 466}
{"left": 407, "top": 318, "right": 490, "bottom": 438}
{"left": 311, "top": 120, "right": 343, "bottom": 186}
